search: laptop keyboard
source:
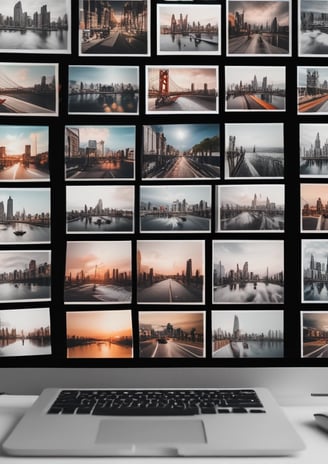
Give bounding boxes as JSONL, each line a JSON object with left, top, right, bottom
{"left": 47, "top": 389, "right": 266, "bottom": 416}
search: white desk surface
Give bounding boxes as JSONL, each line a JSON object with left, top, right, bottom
{"left": 0, "top": 394, "right": 327, "bottom": 463}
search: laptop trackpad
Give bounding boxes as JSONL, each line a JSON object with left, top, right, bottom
{"left": 96, "top": 418, "right": 206, "bottom": 444}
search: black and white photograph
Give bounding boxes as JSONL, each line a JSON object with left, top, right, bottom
{"left": 302, "top": 239, "right": 328, "bottom": 303}
{"left": 298, "top": 67, "right": 328, "bottom": 114}
{"left": 216, "top": 184, "right": 285, "bottom": 232}
{"left": 79, "top": 0, "right": 149, "bottom": 56}
{"left": 212, "top": 310, "right": 284, "bottom": 358}
{"left": 301, "top": 311, "right": 328, "bottom": 358}
{"left": 301, "top": 183, "right": 328, "bottom": 232}
{"left": 213, "top": 240, "right": 284, "bottom": 304}
{"left": 225, "top": 66, "right": 286, "bottom": 111}
{"left": 157, "top": 3, "right": 221, "bottom": 55}
{"left": 299, "top": 0, "right": 328, "bottom": 56}
{"left": 224, "top": 123, "right": 284, "bottom": 179}
{"left": 146, "top": 65, "right": 218, "bottom": 114}
{"left": 300, "top": 124, "right": 328, "bottom": 177}
{"left": 227, "top": 0, "right": 290, "bottom": 56}
{"left": 66, "top": 185, "right": 134, "bottom": 234}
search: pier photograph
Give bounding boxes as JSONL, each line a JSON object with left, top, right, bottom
{"left": 301, "top": 183, "right": 328, "bottom": 232}
{"left": 66, "top": 309, "right": 133, "bottom": 359}
{"left": 299, "top": 0, "right": 328, "bottom": 56}
{"left": 68, "top": 65, "right": 139, "bottom": 115}
{"left": 157, "top": 3, "right": 221, "bottom": 55}
{"left": 139, "top": 311, "right": 205, "bottom": 358}
{"left": 0, "top": 307, "right": 51, "bottom": 357}
{"left": 224, "top": 123, "right": 284, "bottom": 179}
{"left": 139, "top": 185, "right": 211, "bottom": 233}
{"left": 302, "top": 311, "right": 328, "bottom": 358}
{"left": 298, "top": 67, "right": 328, "bottom": 114}
{"left": 66, "top": 184, "right": 134, "bottom": 234}
{"left": 64, "top": 240, "right": 132, "bottom": 304}
{"left": 225, "top": 66, "right": 286, "bottom": 111}
{"left": 213, "top": 240, "right": 284, "bottom": 304}
{"left": 300, "top": 123, "right": 328, "bottom": 177}
{"left": 212, "top": 310, "right": 284, "bottom": 358}
{"left": 302, "top": 239, "right": 328, "bottom": 303}
{"left": 137, "top": 239, "right": 205, "bottom": 305}
{"left": 227, "top": 0, "right": 290, "bottom": 56}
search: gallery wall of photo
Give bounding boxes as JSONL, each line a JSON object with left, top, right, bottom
{"left": 0, "top": 0, "right": 327, "bottom": 366}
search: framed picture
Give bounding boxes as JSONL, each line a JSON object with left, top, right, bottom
{"left": 299, "top": 0, "right": 328, "bottom": 57}
{"left": 301, "top": 183, "right": 328, "bottom": 232}
{"left": 302, "top": 239, "right": 328, "bottom": 303}
{"left": 300, "top": 123, "right": 328, "bottom": 177}
{"left": 298, "top": 67, "right": 328, "bottom": 114}
{"left": 301, "top": 311, "right": 328, "bottom": 357}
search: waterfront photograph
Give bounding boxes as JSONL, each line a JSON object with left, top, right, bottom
{"left": 66, "top": 309, "right": 133, "bottom": 359}
{"left": 65, "top": 125, "right": 135, "bottom": 180}
{"left": 213, "top": 240, "right": 284, "bottom": 304}
{"left": 299, "top": 0, "right": 328, "bottom": 56}
{"left": 68, "top": 65, "right": 139, "bottom": 115}
{"left": 0, "top": 188, "right": 50, "bottom": 243}
{"left": 225, "top": 66, "right": 286, "bottom": 111}
{"left": 146, "top": 65, "right": 218, "bottom": 114}
{"left": 139, "top": 311, "right": 205, "bottom": 358}
{"left": 301, "top": 183, "right": 328, "bottom": 232}
{"left": 140, "top": 185, "right": 211, "bottom": 233}
{"left": 0, "top": 307, "right": 51, "bottom": 357}
{"left": 0, "top": 63, "right": 58, "bottom": 115}
{"left": 137, "top": 239, "right": 205, "bottom": 304}
{"left": 142, "top": 123, "right": 220, "bottom": 179}
{"left": 212, "top": 310, "right": 284, "bottom": 358}
{"left": 64, "top": 240, "right": 132, "bottom": 304}
{"left": 300, "top": 123, "right": 328, "bottom": 177}
{"left": 66, "top": 184, "right": 134, "bottom": 234}
{"left": 298, "top": 67, "right": 328, "bottom": 114}
{"left": 227, "top": 0, "right": 290, "bottom": 56}
{"left": 0, "top": 250, "right": 51, "bottom": 303}
{"left": 224, "top": 123, "right": 284, "bottom": 179}
{"left": 157, "top": 3, "right": 221, "bottom": 55}
{"left": 302, "top": 239, "right": 328, "bottom": 303}
{"left": 0, "top": 1, "right": 70, "bottom": 53}
{"left": 79, "top": 0, "right": 149, "bottom": 56}
{"left": 302, "top": 311, "right": 328, "bottom": 358}
{"left": 216, "top": 184, "right": 285, "bottom": 232}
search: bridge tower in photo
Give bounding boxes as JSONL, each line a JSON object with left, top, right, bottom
{"left": 159, "top": 69, "right": 169, "bottom": 95}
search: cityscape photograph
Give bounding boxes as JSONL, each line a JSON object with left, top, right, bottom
{"left": 66, "top": 309, "right": 133, "bottom": 359}
{"left": 157, "top": 3, "right": 220, "bottom": 55}
{"left": 301, "top": 183, "right": 328, "bottom": 232}
{"left": 139, "top": 311, "right": 205, "bottom": 358}
{"left": 137, "top": 240, "right": 205, "bottom": 304}
{"left": 0, "top": 63, "right": 58, "bottom": 115}
{"left": 68, "top": 65, "right": 139, "bottom": 114}
{"left": 146, "top": 65, "right": 218, "bottom": 114}
{"left": 212, "top": 310, "right": 284, "bottom": 358}
{"left": 225, "top": 66, "right": 286, "bottom": 111}
{"left": 140, "top": 185, "right": 211, "bottom": 233}
{"left": 302, "top": 239, "right": 328, "bottom": 302}
{"left": 142, "top": 123, "right": 220, "bottom": 179}
{"left": 0, "top": 307, "right": 51, "bottom": 357}
{"left": 65, "top": 125, "right": 135, "bottom": 180}
{"left": 302, "top": 311, "right": 328, "bottom": 358}
{"left": 66, "top": 184, "right": 134, "bottom": 234}
{"left": 298, "top": 67, "right": 328, "bottom": 114}
{"left": 0, "top": 250, "right": 51, "bottom": 303}
{"left": 300, "top": 123, "right": 328, "bottom": 177}
{"left": 224, "top": 123, "right": 284, "bottom": 179}
{"left": 0, "top": 188, "right": 50, "bottom": 243}
{"left": 299, "top": 0, "right": 328, "bottom": 56}
{"left": 213, "top": 240, "right": 284, "bottom": 304}
{"left": 0, "top": 0, "right": 70, "bottom": 53}
{"left": 79, "top": 0, "right": 149, "bottom": 56}
{"left": 227, "top": 0, "right": 290, "bottom": 56}
{"left": 216, "top": 184, "right": 285, "bottom": 232}
{"left": 64, "top": 240, "right": 132, "bottom": 304}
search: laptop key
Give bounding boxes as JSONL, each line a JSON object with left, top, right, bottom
{"left": 92, "top": 406, "right": 200, "bottom": 416}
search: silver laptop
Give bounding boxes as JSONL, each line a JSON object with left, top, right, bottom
{"left": 2, "top": 385, "right": 305, "bottom": 457}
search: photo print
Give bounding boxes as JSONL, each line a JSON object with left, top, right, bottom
{"left": 139, "top": 311, "right": 205, "bottom": 358}
{"left": 137, "top": 239, "right": 205, "bottom": 304}
{"left": 216, "top": 184, "right": 285, "bottom": 232}
{"left": 0, "top": 307, "right": 51, "bottom": 357}
{"left": 65, "top": 125, "right": 135, "bottom": 180}
{"left": 66, "top": 185, "right": 134, "bottom": 234}
{"left": 298, "top": 67, "right": 328, "bottom": 114}
{"left": 300, "top": 123, "right": 328, "bottom": 177}
{"left": 227, "top": 0, "right": 291, "bottom": 56}
{"left": 212, "top": 310, "right": 284, "bottom": 358}
{"left": 301, "top": 183, "right": 328, "bottom": 232}
{"left": 157, "top": 3, "right": 221, "bottom": 55}
{"left": 140, "top": 184, "right": 211, "bottom": 233}
{"left": 0, "top": 250, "right": 51, "bottom": 303}
{"left": 224, "top": 123, "right": 284, "bottom": 179}
{"left": 68, "top": 65, "right": 139, "bottom": 115}
{"left": 142, "top": 123, "right": 220, "bottom": 180}
{"left": 145, "top": 65, "right": 218, "bottom": 114}
{"left": 212, "top": 240, "right": 284, "bottom": 304}
{"left": 66, "top": 309, "right": 133, "bottom": 359}
{"left": 302, "top": 239, "right": 328, "bottom": 303}
{"left": 64, "top": 240, "right": 132, "bottom": 304}
{"left": 0, "top": 187, "right": 51, "bottom": 244}
{"left": 79, "top": 0, "right": 150, "bottom": 57}
{"left": 225, "top": 66, "right": 286, "bottom": 111}
{"left": 301, "top": 311, "right": 328, "bottom": 358}
{"left": 299, "top": 0, "right": 328, "bottom": 56}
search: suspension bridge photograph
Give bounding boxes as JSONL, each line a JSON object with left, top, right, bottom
{"left": 298, "top": 66, "right": 328, "bottom": 114}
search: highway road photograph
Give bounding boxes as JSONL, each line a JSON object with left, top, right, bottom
{"left": 302, "top": 311, "right": 328, "bottom": 358}
{"left": 298, "top": 66, "right": 328, "bottom": 114}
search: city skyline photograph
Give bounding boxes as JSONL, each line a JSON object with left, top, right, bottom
{"left": 302, "top": 311, "right": 328, "bottom": 358}
{"left": 300, "top": 123, "right": 328, "bottom": 177}
{"left": 298, "top": 67, "right": 328, "bottom": 114}
{"left": 301, "top": 183, "right": 328, "bottom": 232}
{"left": 299, "top": 0, "right": 328, "bottom": 56}
{"left": 302, "top": 239, "right": 328, "bottom": 303}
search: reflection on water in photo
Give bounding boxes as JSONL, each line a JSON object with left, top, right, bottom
{"left": 213, "top": 282, "right": 284, "bottom": 304}
{"left": 0, "top": 30, "right": 68, "bottom": 50}
{"left": 0, "top": 338, "right": 51, "bottom": 357}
